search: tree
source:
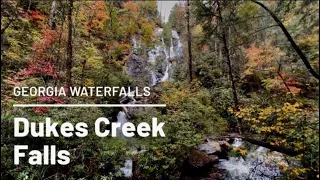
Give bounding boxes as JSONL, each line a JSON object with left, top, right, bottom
{"left": 66, "top": 0, "right": 73, "bottom": 89}
{"left": 216, "top": 0, "right": 241, "bottom": 133}
{"left": 187, "top": 0, "right": 193, "bottom": 82}
{"left": 49, "top": 0, "right": 57, "bottom": 29}
{"left": 252, "top": 0, "right": 319, "bottom": 80}
{"left": 1, "top": 0, "right": 18, "bottom": 58}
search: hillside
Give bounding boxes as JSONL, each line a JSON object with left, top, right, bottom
{"left": 1, "top": 1, "right": 319, "bottom": 179}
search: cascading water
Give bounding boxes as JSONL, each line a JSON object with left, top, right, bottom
{"left": 146, "top": 28, "right": 183, "bottom": 85}
{"left": 120, "top": 159, "right": 133, "bottom": 178}
{"left": 117, "top": 94, "right": 135, "bottom": 177}
{"left": 116, "top": 111, "right": 127, "bottom": 137}
{"left": 217, "top": 138, "right": 287, "bottom": 180}
{"left": 126, "top": 28, "right": 183, "bottom": 86}
{"left": 151, "top": 71, "right": 157, "bottom": 86}
{"left": 117, "top": 95, "right": 136, "bottom": 136}
{"left": 132, "top": 37, "right": 141, "bottom": 50}
{"left": 118, "top": 28, "right": 183, "bottom": 177}
{"left": 232, "top": 138, "right": 243, "bottom": 148}
{"left": 160, "top": 63, "right": 170, "bottom": 82}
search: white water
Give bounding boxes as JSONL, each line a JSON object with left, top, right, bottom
{"left": 218, "top": 139, "right": 287, "bottom": 180}
{"left": 151, "top": 71, "right": 157, "bottom": 86}
{"left": 116, "top": 111, "right": 127, "bottom": 137}
{"left": 117, "top": 92, "right": 136, "bottom": 177}
{"left": 119, "top": 28, "right": 183, "bottom": 177}
{"left": 120, "top": 159, "right": 133, "bottom": 178}
{"left": 132, "top": 36, "right": 141, "bottom": 50}
{"left": 232, "top": 138, "right": 243, "bottom": 148}
{"left": 135, "top": 28, "right": 183, "bottom": 85}
{"left": 160, "top": 63, "right": 170, "bottom": 82}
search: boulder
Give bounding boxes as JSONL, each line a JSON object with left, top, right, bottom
{"left": 218, "top": 140, "right": 232, "bottom": 151}
{"left": 198, "top": 141, "right": 221, "bottom": 155}
{"left": 182, "top": 150, "right": 220, "bottom": 179}
{"left": 218, "top": 140, "right": 232, "bottom": 159}
{"left": 208, "top": 155, "right": 219, "bottom": 164}
{"left": 187, "top": 150, "right": 217, "bottom": 169}
{"left": 205, "top": 169, "right": 227, "bottom": 180}
{"left": 125, "top": 55, "right": 145, "bottom": 77}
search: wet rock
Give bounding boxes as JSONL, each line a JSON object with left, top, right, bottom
{"left": 125, "top": 55, "right": 146, "bottom": 77}
{"left": 218, "top": 141, "right": 232, "bottom": 159}
{"left": 182, "top": 150, "right": 222, "bottom": 179}
{"left": 218, "top": 141, "right": 232, "bottom": 151}
{"left": 205, "top": 169, "right": 227, "bottom": 180}
{"left": 172, "top": 30, "right": 180, "bottom": 39}
{"left": 208, "top": 155, "right": 219, "bottom": 164}
{"left": 187, "top": 150, "right": 217, "bottom": 169}
{"left": 198, "top": 141, "right": 221, "bottom": 155}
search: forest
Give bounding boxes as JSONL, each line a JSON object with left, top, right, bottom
{"left": 1, "top": 0, "right": 319, "bottom": 179}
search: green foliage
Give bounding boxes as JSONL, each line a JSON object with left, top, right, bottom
{"left": 137, "top": 148, "right": 180, "bottom": 180}
{"left": 237, "top": 1, "right": 258, "bottom": 17}
{"left": 192, "top": 1, "right": 319, "bottom": 179}
{"left": 168, "top": 3, "right": 186, "bottom": 36}
{"left": 2, "top": 17, "right": 41, "bottom": 75}
{"left": 162, "top": 23, "right": 172, "bottom": 47}
{"left": 1, "top": 102, "right": 130, "bottom": 179}
{"left": 1, "top": 0, "right": 319, "bottom": 179}
{"left": 73, "top": 44, "right": 103, "bottom": 86}
{"left": 230, "top": 101, "right": 319, "bottom": 178}
{"left": 130, "top": 82, "right": 227, "bottom": 179}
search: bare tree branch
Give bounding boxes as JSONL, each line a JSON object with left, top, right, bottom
{"left": 252, "top": 0, "right": 319, "bottom": 80}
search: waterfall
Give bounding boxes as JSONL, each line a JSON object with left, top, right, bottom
{"left": 149, "top": 29, "right": 182, "bottom": 83}
{"left": 120, "top": 159, "right": 133, "bottom": 178}
{"left": 160, "top": 63, "right": 170, "bottom": 82}
{"left": 172, "top": 30, "right": 183, "bottom": 58}
{"left": 217, "top": 139, "right": 287, "bottom": 180}
{"left": 119, "top": 28, "right": 183, "bottom": 177}
{"left": 116, "top": 93, "right": 135, "bottom": 177}
{"left": 177, "top": 39, "right": 183, "bottom": 57}
{"left": 129, "top": 28, "right": 183, "bottom": 86}
{"left": 116, "top": 111, "right": 128, "bottom": 137}
{"left": 151, "top": 71, "right": 157, "bottom": 86}
{"left": 132, "top": 37, "right": 137, "bottom": 49}
{"left": 132, "top": 36, "right": 141, "bottom": 50}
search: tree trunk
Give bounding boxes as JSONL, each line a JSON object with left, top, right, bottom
{"left": 66, "top": 0, "right": 73, "bottom": 91}
{"left": 80, "top": 59, "right": 87, "bottom": 86}
{"left": 49, "top": 0, "right": 57, "bottom": 29}
{"left": 187, "top": 0, "right": 193, "bottom": 83}
{"left": 243, "top": 137, "right": 302, "bottom": 156}
{"left": 107, "top": 1, "right": 114, "bottom": 31}
{"left": 277, "top": 63, "right": 291, "bottom": 93}
{"left": 252, "top": 0, "right": 319, "bottom": 80}
{"left": 216, "top": 0, "right": 241, "bottom": 134}
{"left": 222, "top": 33, "right": 239, "bottom": 111}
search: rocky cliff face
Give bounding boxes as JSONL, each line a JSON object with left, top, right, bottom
{"left": 125, "top": 28, "right": 183, "bottom": 86}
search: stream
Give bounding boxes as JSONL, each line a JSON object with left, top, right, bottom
{"left": 216, "top": 138, "right": 287, "bottom": 180}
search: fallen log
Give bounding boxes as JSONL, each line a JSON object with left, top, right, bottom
{"left": 243, "top": 137, "right": 302, "bottom": 156}
{"left": 209, "top": 134, "right": 303, "bottom": 157}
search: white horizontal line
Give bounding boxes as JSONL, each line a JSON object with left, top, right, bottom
{"left": 13, "top": 104, "right": 166, "bottom": 107}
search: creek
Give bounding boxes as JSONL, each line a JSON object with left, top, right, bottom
{"left": 216, "top": 138, "right": 287, "bottom": 180}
